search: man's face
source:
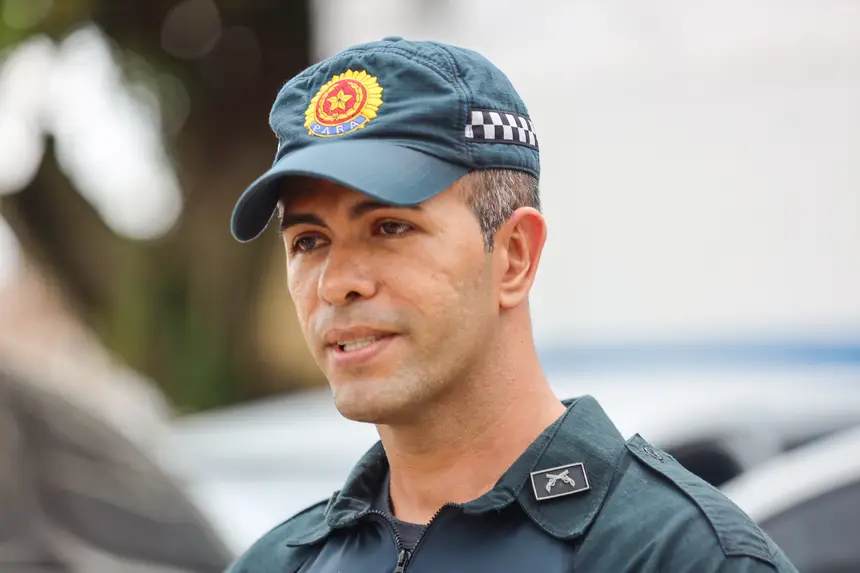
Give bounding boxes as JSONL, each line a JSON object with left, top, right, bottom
{"left": 280, "top": 178, "right": 498, "bottom": 424}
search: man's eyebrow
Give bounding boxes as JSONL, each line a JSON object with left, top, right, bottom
{"left": 348, "top": 200, "right": 422, "bottom": 219}
{"left": 279, "top": 200, "right": 422, "bottom": 231}
{"left": 279, "top": 213, "right": 328, "bottom": 231}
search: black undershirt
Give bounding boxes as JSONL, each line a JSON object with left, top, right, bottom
{"left": 372, "top": 471, "right": 426, "bottom": 551}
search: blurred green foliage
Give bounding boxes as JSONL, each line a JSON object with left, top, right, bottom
{"left": 0, "top": 0, "right": 315, "bottom": 412}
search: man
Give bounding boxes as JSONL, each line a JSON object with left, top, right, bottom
{"left": 227, "top": 37, "right": 797, "bottom": 572}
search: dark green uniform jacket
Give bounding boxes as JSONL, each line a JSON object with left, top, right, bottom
{"left": 226, "top": 396, "right": 798, "bottom": 573}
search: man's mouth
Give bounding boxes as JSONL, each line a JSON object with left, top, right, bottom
{"left": 332, "top": 333, "right": 399, "bottom": 353}
{"left": 336, "top": 336, "right": 381, "bottom": 352}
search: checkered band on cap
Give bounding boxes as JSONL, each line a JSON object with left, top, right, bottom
{"left": 465, "top": 109, "right": 538, "bottom": 150}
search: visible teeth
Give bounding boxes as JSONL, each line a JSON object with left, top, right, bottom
{"left": 338, "top": 337, "right": 378, "bottom": 352}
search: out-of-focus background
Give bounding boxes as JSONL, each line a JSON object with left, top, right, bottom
{"left": 1, "top": 1, "right": 859, "bottom": 572}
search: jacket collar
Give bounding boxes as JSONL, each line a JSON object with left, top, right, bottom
{"left": 501, "top": 395, "right": 628, "bottom": 539}
{"left": 285, "top": 395, "right": 627, "bottom": 545}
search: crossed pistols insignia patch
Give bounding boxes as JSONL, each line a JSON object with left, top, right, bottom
{"left": 530, "top": 462, "right": 590, "bottom": 501}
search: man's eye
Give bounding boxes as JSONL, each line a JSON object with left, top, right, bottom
{"left": 377, "top": 221, "right": 413, "bottom": 236}
{"left": 291, "top": 235, "right": 323, "bottom": 254}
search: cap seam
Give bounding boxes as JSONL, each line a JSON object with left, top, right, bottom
{"left": 390, "top": 140, "right": 471, "bottom": 169}
{"left": 467, "top": 162, "right": 539, "bottom": 180}
{"left": 469, "top": 106, "right": 534, "bottom": 121}
{"left": 429, "top": 43, "right": 473, "bottom": 167}
{"left": 271, "top": 76, "right": 310, "bottom": 164}
{"left": 322, "top": 44, "right": 459, "bottom": 85}
{"left": 286, "top": 45, "right": 458, "bottom": 102}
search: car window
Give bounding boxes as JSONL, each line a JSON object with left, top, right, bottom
{"left": 760, "top": 479, "right": 860, "bottom": 573}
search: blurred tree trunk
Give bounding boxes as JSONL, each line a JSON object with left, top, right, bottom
{"left": 0, "top": 0, "right": 326, "bottom": 412}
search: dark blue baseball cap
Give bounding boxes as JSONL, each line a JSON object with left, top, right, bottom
{"left": 230, "top": 37, "right": 540, "bottom": 242}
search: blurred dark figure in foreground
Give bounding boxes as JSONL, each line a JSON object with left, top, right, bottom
{"left": 0, "top": 366, "right": 233, "bottom": 573}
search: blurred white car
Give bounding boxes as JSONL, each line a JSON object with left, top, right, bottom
{"left": 723, "top": 424, "right": 860, "bottom": 573}
{"left": 158, "top": 367, "right": 860, "bottom": 556}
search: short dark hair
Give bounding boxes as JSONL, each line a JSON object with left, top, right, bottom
{"left": 460, "top": 169, "right": 541, "bottom": 250}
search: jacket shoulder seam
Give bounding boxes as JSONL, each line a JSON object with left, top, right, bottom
{"left": 626, "top": 435, "right": 776, "bottom": 566}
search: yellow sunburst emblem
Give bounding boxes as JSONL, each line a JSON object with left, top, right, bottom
{"left": 304, "top": 69, "right": 384, "bottom": 137}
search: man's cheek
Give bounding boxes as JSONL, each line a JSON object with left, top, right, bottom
{"left": 286, "top": 279, "right": 313, "bottom": 333}
{"left": 286, "top": 267, "right": 311, "bottom": 301}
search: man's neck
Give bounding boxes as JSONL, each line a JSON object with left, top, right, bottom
{"left": 377, "top": 370, "right": 565, "bottom": 524}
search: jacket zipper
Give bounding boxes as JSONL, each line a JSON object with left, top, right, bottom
{"left": 390, "top": 503, "right": 462, "bottom": 573}
{"left": 393, "top": 549, "right": 411, "bottom": 573}
{"left": 362, "top": 510, "right": 409, "bottom": 572}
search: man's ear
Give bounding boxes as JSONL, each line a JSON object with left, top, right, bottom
{"left": 494, "top": 207, "right": 547, "bottom": 310}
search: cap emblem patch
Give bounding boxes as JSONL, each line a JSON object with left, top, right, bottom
{"left": 305, "top": 69, "right": 383, "bottom": 137}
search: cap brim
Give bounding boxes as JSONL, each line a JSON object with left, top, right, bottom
{"left": 230, "top": 140, "right": 470, "bottom": 242}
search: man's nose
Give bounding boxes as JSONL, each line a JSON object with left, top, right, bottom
{"left": 317, "top": 244, "right": 377, "bottom": 306}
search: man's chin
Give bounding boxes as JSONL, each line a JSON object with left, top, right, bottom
{"left": 333, "top": 401, "right": 389, "bottom": 425}
{"left": 331, "top": 382, "right": 414, "bottom": 425}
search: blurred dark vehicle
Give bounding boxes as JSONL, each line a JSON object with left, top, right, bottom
{"left": 723, "top": 424, "right": 860, "bottom": 573}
